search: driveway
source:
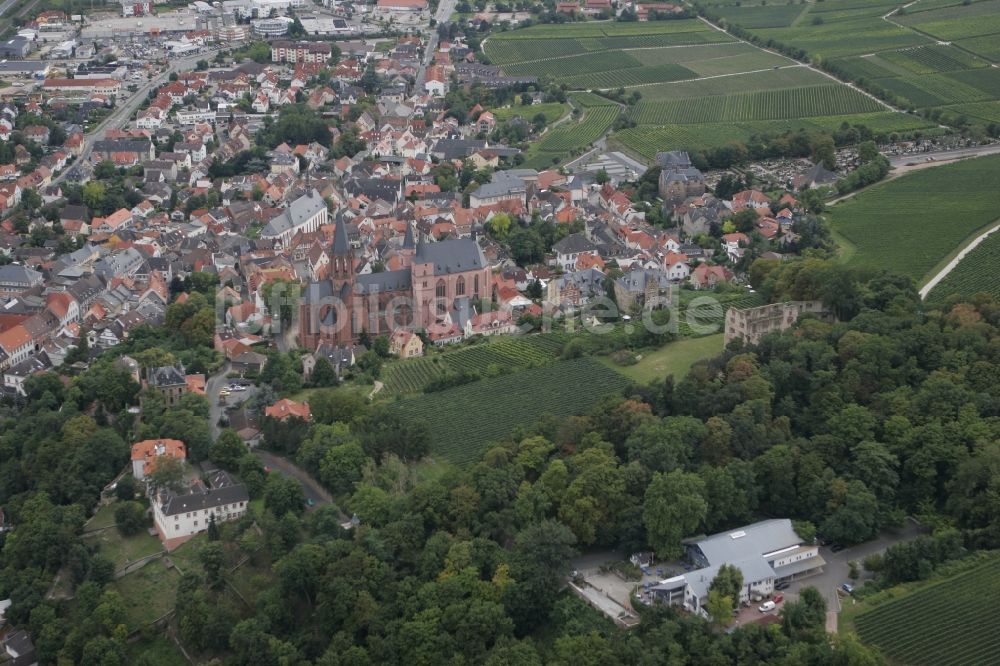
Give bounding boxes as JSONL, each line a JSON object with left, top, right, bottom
{"left": 207, "top": 363, "right": 257, "bottom": 438}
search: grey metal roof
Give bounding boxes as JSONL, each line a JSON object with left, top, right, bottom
{"left": 691, "top": 519, "right": 802, "bottom": 566}
{"left": 415, "top": 238, "right": 485, "bottom": 276}
{"left": 357, "top": 268, "right": 412, "bottom": 293}
{"left": 158, "top": 471, "right": 249, "bottom": 517}
{"left": 148, "top": 365, "right": 186, "bottom": 388}
{"left": 552, "top": 232, "right": 596, "bottom": 255}
{"left": 261, "top": 189, "right": 326, "bottom": 238}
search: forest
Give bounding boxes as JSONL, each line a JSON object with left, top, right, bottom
{"left": 2, "top": 260, "right": 1000, "bottom": 664}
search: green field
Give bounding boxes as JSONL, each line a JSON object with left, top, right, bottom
{"left": 853, "top": 555, "right": 1000, "bottom": 666}
{"left": 828, "top": 153, "right": 1000, "bottom": 281}
{"left": 926, "top": 228, "right": 1000, "bottom": 303}
{"left": 110, "top": 560, "right": 181, "bottom": 631}
{"left": 85, "top": 520, "right": 164, "bottom": 570}
{"left": 491, "top": 102, "right": 569, "bottom": 124}
{"left": 393, "top": 357, "right": 632, "bottom": 466}
{"left": 602, "top": 334, "right": 724, "bottom": 384}
{"left": 381, "top": 333, "right": 570, "bottom": 395}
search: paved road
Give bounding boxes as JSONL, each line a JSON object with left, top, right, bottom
{"left": 783, "top": 518, "right": 927, "bottom": 620}
{"left": 51, "top": 48, "right": 223, "bottom": 188}
{"left": 255, "top": 449, "right": 334, "bottom": 510}
{"left": 888, "top": 143, "right": 1000, "bottom": 168}
{"left": 414, "top": 0, "right": 458, "bottom": 90}
{"left": 919, "top": 223, "right": 1000, "bottom": 298}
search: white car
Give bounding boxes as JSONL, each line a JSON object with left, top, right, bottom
{"left": 758, "top": 601, "right": 776, "bottom": 612}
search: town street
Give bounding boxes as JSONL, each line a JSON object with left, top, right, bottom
{"left": 51, "top": 47, "right": 224, "bottom": 187}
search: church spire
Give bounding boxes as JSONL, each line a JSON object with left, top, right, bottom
{"left": 332, "top": 211, "right": 350, "bottom": 257}
{"left": 403, "top": 220, "right": 415, "bottom": 250}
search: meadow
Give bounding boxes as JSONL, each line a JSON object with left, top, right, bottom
{"left": 853, "top": 555, "right": 1000, "bottom": 666}
{"left": 827, "top": 153, "right": 1000, "bottom": 282}
{"left": 393, "top": 357, "right": 632, "bottom": 466}
{"left": 926, "top": 229, "right": 1000, "bottom": 303}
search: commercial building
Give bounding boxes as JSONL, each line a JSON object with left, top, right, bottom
{"left": 0, "top": 37, "right": 32, "bottom": 59}
{"left": 252, "top": 17, "right": 293, "bottom": 38}
{"left": 651, "top": 519, "right": 825, "bottom": 618}
{"left": 41, "top": 78, "right": 122, "bottom": 96}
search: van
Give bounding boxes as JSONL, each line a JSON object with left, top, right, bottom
{"left": 758, "top": 601, "right": 776, "bottom": 612}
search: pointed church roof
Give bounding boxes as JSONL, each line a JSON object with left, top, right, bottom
{"left": 403, "top": 220, "right": 414, "bottom": 250}
{"left": 332, "top": 211, "right": 350, "bottom": 256}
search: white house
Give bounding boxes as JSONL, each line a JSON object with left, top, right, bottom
{"left": 152, "top": 470, "right": 249, "bottom": 544}
{"left": 260, "top": 189, "right": 329, "bottom": 248}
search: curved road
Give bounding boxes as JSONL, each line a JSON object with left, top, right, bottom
{"left": 919, "top": 222, "right": 1000, "bottom": 298}
{"left": 255, "top": 449, "right": 335, "bottom": 510}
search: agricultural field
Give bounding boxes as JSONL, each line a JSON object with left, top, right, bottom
{"left": 828, "top": 153, "right": 1000, "bottom": 282}
{"left": 629, "top": 84, "right": 883, "bottom": 124}
{"left": 708, "top": 0, "right": 1000, "bottom": 114}
{"left": 926, "top": 229, "right": 1000, "bottom": 303}
{"left": 381, "top": 333, "right": 569, "bottom": 395}
{"left": 612, "top": 112, "right": 939, "bottom": 160}
{"left": 393, "top": 357, "right": 632, "bottom": 466}
{"left": 523, "top": 93, "right": 619, "bottom": 169}
{"left": 853, "top": 555, "right": 1000, "bottom": 666}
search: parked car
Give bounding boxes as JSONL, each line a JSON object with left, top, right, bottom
{"left": 841, "top": 583, "right": 854, "bottom": 595}
{"left": 830, "top": 543, "right": 846, "bottom": 553}
{"left": 773, "top": 594, "right": 784, "bottom": 604}
{"left": 775, "top": 581, "right": 791, "bottom": 591}
{"left": 758, "top": 601, "right": 776, "bottom": 612}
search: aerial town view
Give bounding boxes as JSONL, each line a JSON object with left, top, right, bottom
{"left": 0, "top": 0, "right": 999, "bottom": 663}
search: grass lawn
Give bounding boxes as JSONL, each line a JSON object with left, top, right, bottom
{"left": 84, "top": 503, "right": 119, "bottom": 532}
{"left": 126, "top": 635, "right": 188, "bottom": 666}
{"left": 166, "top": 533, "right": 208, "bottom": 576}
{"left": 85, "top": 525, "right": 163, "bottom": 570}
{"left": 111, "top": 560, "right": 181, "bottom": 631}
{"left": 229, "top": 558, "right": 277, "bottom": 608}
{"left": 602, "top": 334, "right": 724, "bottom": 385}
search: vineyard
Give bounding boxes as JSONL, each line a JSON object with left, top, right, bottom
{"left": 522, "top": 95, "right": 620, "bottom": 169}
{"left": 381, "top": 334, "right": 569, "bottom": 395}
{"left": 853, "top": 555, "right": 1000, "bottom": 666}
{"left": 393, "top": 357, "right": 633, "bottom": 466}
{"left": 483, "top": 18, "right": 730, "bottom": 66}
{"left": 829, "top": 153, "right": 1000, "bottom": 281}
{"left": 612, "top": 112, "right": 936, "bottom": 160}
{"left": 703, "top": 0, "right": 1000, "bottom": 117}
{"left": 628, "top": 84, "right": 882, "bottom": 125}
{"left": 926, "top": 228, "right": 1000, "bottom": 304}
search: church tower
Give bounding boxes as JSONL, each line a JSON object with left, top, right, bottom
{"left": 327, "top": 212, "right": 356, "bottom": 345}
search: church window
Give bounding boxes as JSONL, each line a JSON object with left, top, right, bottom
{"left": 436, "top": 279, "right": 446, "bottom": 298}
{"left": 456, "top": 276, "right": 465, "bottom": 296}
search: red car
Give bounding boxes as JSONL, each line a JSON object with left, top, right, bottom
{"left": 773, "top": 594, "right": 784, "bottom": 604}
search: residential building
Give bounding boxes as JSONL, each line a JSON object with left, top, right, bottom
{"left": 152, "top": 470, "right": 249, "bottom": 547}
{"left": 265, "top": 398, "right": 312, "bottom": 421}
{"left": 270, "top": 40, "right": 333, "bottom": 64}
{"left": 724, "top": 300, "right": 833, "bottom": 345}
{"left": 146, "top": 364, "right": 188, "bottom": 407}
{"left": 131, "top": 438, "right": 187, "bottom": 480}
